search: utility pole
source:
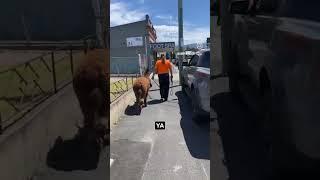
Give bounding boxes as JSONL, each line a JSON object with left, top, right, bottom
{"left": 178, "top": 0, "right": 184, "bottom": 85}
{"left": 101, "top": 0, "right": 109, "bottom": 49}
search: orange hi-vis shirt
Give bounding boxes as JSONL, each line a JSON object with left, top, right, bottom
{"left": 155, "top": 59, "right": 172, "bottom": 74}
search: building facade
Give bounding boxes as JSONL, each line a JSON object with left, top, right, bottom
{"left": 110, "top": 15, "right": 157, "bottom": 74}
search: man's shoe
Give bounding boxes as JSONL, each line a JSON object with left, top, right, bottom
{"left": 164, "top": 98, "right": 167, "bottom": 101}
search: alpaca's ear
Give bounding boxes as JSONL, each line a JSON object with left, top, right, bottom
{"left": 143, "top": 68, "right": 150, "bottom": 76}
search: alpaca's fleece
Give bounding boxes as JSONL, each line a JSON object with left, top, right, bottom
{"left": 133, "top": 74, "right": 151, "bottom": 108}
{"left": 73, "top": 49, "right": 108, "bottom": 128}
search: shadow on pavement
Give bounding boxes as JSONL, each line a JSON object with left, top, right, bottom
{"left": 212, "top": 92, "right": 320, "bottom": 180}
{"left": 124, "top": 104, "right": 141, "bottom": 116}
{"left": 147, "top": 99, "right": 163, "bottom": 105}
{"left": 46, "top": 126, "right": 108, "bottom": 171}
{"left": 176, "top": 91, "right": 210, "bottom": 160}
{"left": 211, "top": 92, "right": 270, "bottom": 180}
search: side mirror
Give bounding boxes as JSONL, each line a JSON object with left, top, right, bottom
{"left": 229, "top": 0, "right": 278, "bottom": 15}
{"left": 229, "top": 0, "right": 250, "bottom": 15}
{"left": 258, "top": 0, "right": 278, "bottom": 13}
{"left": 182, "top": 62, "right": 189, "bottom": 66}
{"left": 211, "top": 2, "right": 219, "bottom": 16}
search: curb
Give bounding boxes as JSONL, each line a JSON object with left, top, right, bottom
{"left": 110, "top": 89, "right": 135, "bottom": 129}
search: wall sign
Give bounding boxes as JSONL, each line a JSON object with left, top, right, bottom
{"left": 126, "top": 37, "right": 143, "bottom": 47}
{"left": 149, "top": 42, "right": 175, "bottom": 51}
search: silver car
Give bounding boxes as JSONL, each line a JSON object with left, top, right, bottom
{"left": 181, "top": 50, "right": 210, "bottom": 121}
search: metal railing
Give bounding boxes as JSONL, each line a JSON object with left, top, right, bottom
{"left": 0, "top": 35, "right": 97, "bottom": 134}
{"left": 110, "top": 75, "right": 138, "bottom": 103}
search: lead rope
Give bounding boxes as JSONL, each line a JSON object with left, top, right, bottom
{"left": 170, "top": 76, "right": 173, "bottom": 96}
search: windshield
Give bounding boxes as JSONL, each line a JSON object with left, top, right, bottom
{"left": 197, "top": 51, "right": 210, "bottom": 68}
{"left": 283, "top": 0, "right": 320, "bottom": 22}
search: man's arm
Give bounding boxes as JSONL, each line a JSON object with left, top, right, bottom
{"left": 152, "top": 62, "right": 157, "bottom": 79}
{"left": 169, "top": 63, "right": 173, "bottom": 82}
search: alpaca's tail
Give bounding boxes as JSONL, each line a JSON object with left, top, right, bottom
{"left": 133, "top": 84, "right": 144, "bottom": 106}
{"left": 89, "top": 88, "right": 103, "bottom": 108}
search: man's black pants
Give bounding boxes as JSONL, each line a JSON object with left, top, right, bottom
{"left": 158, "top": 73, "right": 170, "bottom": 100}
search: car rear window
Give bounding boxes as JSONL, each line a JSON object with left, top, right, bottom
{"left": 197, "top": 51, "right": 210, "bottom": 68}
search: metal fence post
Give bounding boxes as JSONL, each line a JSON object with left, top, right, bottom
{"left": 131, "top": 76, "right": 133, "bottom": 86}
{"left": 51, "top": 52, "right": 57, "bottom": 93}
{"left": 126, "top": 77, "right": 128, "bottom": 91}
{"left": 70, "top": 47, "right": 74, "bottom": 76}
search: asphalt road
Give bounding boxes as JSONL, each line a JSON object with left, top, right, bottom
{"left": 110, "top": 70, "right": 210, "bottom": 180}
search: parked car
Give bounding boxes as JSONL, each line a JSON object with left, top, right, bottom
{"left": 181, "top": 50, "right": 210, "bottom": 121}
{"left": 225, "top": 0, "right": 320, "bottom": 173}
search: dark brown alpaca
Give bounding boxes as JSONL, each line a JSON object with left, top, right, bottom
{"left": 72, "top": 49, "right": 108, "bottom": 130}
{"left": 133, "top": 70, "right": 152, "bottom": 108}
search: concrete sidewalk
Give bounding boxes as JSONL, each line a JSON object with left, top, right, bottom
{"left": 35, "top": 148, "right": 109, "bottom": 180}
{"left": 110, "top": 68, "right": 210, "bottom": 180}
{"left": 28, "top": 85, "right": 109, "bottom": 180}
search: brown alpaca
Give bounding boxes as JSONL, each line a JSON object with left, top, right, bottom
{"left": 133, "top": 70, "right": 152, "bottom": 108}
{"left": 72, "top": 49, "right": 108, "bottom": 129}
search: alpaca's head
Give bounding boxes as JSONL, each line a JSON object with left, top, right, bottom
{"left": 143, "top": 69, "right": 152, "bottom": 88}
{"left": 143, "top": 69, "right": 151, "bottom": 77}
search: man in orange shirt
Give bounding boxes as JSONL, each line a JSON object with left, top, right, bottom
{"left": 152, "top": 53, "right": 173, "bottom": 101}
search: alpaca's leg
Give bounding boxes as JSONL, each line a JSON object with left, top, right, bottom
{"left": 98, "top": 75, "right": 107, "bottom": 117}
{"left": 134, "top": 91, "right": 140, "bottom": 104}
{"left": 144, "top": 91, "right": 148, "bottom": 107}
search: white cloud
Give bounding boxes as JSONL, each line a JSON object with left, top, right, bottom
{"left": 110, "top": 2, "right": 146, "bottom": 27}
{"left": 110, "top": 2, "right": 209, "bottom": 45}
{"left": 154, "top": 25, "right": 209, "bottom": 45}
{"left": 155, "top": 15, "right": 172, "bottom": 20}
{"left": 155, "top": 15, "right": 178, "bottom": 26}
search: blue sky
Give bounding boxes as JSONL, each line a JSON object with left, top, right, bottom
{"left": 110, "top": 0, "right": 210, "bottom": 45}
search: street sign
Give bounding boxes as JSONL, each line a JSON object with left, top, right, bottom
{"left": 149, "top": 42, "right": 175, "bottom": 51}
{"left": 126, "top": 37, "right": 143, "bottom": 47}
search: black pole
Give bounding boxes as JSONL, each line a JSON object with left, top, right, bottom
{"left": 51, "top": 52, "right": 57, "bottom": 93}
{"left": 70, "top": 47, "right": 74, "bottom": 76}
{"left": 126, "top": 77, "right": 128, "bottom": 91}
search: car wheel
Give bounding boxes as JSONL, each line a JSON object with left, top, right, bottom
{"left": 181, "top": 79, "right": 187, "bottom": 94}
{"left": 228, "top": 46, "right": 241, "bottom": 99}
{"left": 182, "top": 85, "right": 186, "bottom": 94}
{"left": 191, "top": 87, "right": 201, "bottom": 122}
{"left": 261, "top": 87, "right": 298, "bottom": 177}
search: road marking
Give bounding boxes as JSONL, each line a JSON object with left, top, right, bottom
{"left": 173, "top": 165, "right": 182, "bottom": 172}
{"left": 201, "top": 162, "right": 209, "bottom": 180}
{"left": 110, "top": 158, "right": 115, "bottom": 167}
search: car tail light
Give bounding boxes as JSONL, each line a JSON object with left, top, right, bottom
{"left": 195, "top": 71, "right": 208, "bottom": 79}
